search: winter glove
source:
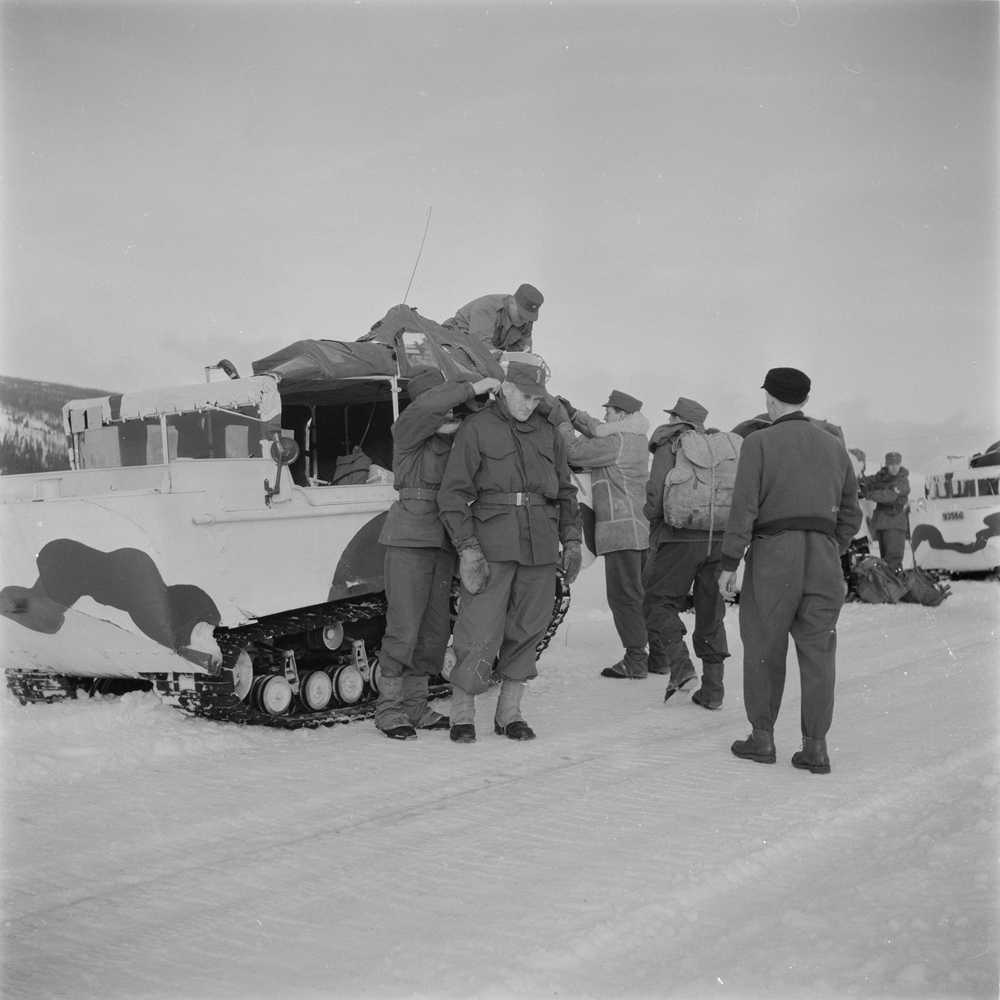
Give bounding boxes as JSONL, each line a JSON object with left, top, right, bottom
{"left": 556, "top": 396, "right": 577, "bottom": 420}
{"left": 560, "top": 540, "right": 583, "bottom": 585}
{"left": 848, "top": 448, "right": 866, "bottom": 469}
{"left": 533, "top": 397, "right": 553, "bottom": 418}
{"left": 458, "top": 540, "right": 490, "bottom": 594}
{"left": 545, "top": 401, "right": 571, "bottom": 427}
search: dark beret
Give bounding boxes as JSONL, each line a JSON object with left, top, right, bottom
{"left": 762, "top": 367, "right": 811, "bottom": 405}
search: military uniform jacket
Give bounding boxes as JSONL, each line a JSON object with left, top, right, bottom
{"left": 378, "top": 379, "right": 475, "bottom": 549}
{"left": 558, "top": 409, "right": 650, "bottom": 554}
{"left": 444, "top": 293, "right": 533, "bottom": 353}
{"left": 858, "top": 466, "right": 910, "bottom": 531}
{"left": 720, "top": 412, "right": 862, "bottom": 572}
{"left": 438, "top": 396, "right": 582, "bottom": 565}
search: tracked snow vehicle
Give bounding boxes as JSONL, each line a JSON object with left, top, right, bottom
{"left": 1, "top": 306, "right": 592, "bottom": 728}
{"left": 909, "top": 444, "right": 1000, "bottom": 577}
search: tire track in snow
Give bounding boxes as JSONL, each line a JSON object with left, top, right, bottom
{"left": 519, "top": 738, "right": 997, "bottom": 975}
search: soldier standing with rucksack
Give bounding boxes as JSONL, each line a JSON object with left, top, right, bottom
{"left": 642, "top": 397, "right": 742, "bottom": 709}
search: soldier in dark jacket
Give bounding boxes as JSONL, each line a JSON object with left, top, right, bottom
{"left": 858, "top": 452, "right": 910, "bottom": 572}
{"left": 374, "top": 367, "right": 500, "bottom": 740}
{"left": 643, "top": 397, "right": 730, "bottom": 708}
{"left": 438, "top": 353, "right": 582, "bottom": 743}
{"left": 442, "top": 284, "right": 544, "bottom": 353}
{"left": 719, "top": 368, "right": 862, "bottom": 774}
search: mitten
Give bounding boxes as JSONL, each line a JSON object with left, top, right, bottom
{"left": 458, "top": 540, "right": 490, "bottom": 594}
{"left": 560, "top": 540, "right": 583, "bottom": 585}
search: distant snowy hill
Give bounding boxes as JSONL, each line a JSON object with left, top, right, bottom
{"left": 0, "top": 375, "right": 113, "bottom": 475}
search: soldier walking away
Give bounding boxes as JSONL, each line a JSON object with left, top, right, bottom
{"left": 719, "top": 368, "right": 862, "bottom": 774}
{"left": 643, "top": 398, "right": 738, "bottom": 708}
{"left": 442, "top": 284, "right": 544, "bottom": 354}
{"left": 858, "top": 452, "right": 910, "bottom": 572}
{"left": 438, "top": 353, "right": 582, "bottom": 744}
{"left": 374, "top": 367, "right": 500, "bottom": 740}
{"left": 548, "top": 390, "right": 651, "bottom": 678}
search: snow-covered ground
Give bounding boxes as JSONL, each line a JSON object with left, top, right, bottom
{"left": 1, "top": 571, "right": 997, "bottom": 1000}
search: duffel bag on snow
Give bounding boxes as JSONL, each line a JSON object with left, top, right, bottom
{"left": 900, "top": 566, "right": 951, "bottom": 606}
{"left": 853, "top": 557, "right": 909, "bottom": 604}
{"left": 663, "top": 430, "right": 742, "bottom": 532}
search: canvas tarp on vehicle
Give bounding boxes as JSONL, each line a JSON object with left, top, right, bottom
{"left": 252, "top": 304, "right": 503, "bottom": 406}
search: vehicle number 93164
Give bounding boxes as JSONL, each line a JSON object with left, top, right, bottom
{"left": 942, "top": 510, "right": 964, "bottom": 521}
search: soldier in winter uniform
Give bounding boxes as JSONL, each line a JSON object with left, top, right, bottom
{"left": 719, "top": 368, "right": 862, "bottom": 774}
{"left": 442, "top": 284, "right": 544, "bottom": 353}
{"left": 438, "top": 354, "right": 583, "bottom": 744}
{"left": 643, "top": 398, "right": 731, "bottom": 708}
{"left": 549, "top": 390, "right": 651, "bottom": 678}
{"left": 374, "top": 367, "right": 500, "bottom": 740}
{"left": 858, "top": 452, "right": 910, "bottom": 572}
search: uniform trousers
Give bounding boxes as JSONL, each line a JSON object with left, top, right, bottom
{"left": 739, "top": 530, "right": 844, "bottom": 741}
{"left": 449, "top": 560, "right": 555, "bottom": 725}
{"left": 642, "top": 540, "right": 729, "bottom": 697}
{"left": 375, "top": 545, "right": 454, "bottom": 729}
{"left": 604, "top": 548, "right": 648, "bottom": 675}
{"left": 876, "top": 528, "right": 906, "bottom": 572}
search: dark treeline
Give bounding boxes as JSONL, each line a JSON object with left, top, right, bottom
{"left": 0, "top": 375, "right": 113, "bottom": 476}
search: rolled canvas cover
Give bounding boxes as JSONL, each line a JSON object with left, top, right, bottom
{"left": 253, "top": 305, "right": 503, "bottom": 406}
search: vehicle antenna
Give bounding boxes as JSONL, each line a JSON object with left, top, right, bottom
{"left": 403, "top": 206, "right": 432, "bottom": 305}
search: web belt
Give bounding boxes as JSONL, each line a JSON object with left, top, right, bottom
{"left": 476, "top": 492, "right": 553, "bottom": 507}
{"left": 397, "top": 488, "right": 439, "bottom": 500}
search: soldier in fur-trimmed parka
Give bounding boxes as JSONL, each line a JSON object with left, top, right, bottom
{"left": 552, "top": 390, "right": 651, "bottom": 678}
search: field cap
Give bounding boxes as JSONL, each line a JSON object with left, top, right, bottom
{"left": 664, "top": 397, "right": 707, "bottom": 430}
{"left": 513, "top": 284, "right": 544, "bottom": 322}
{"left": 604, "top": 390, "right": 642, "bottom": 414}
{"left": 762, "top": 367, "right": 811, "bottom": 405}
{"left": 885, "top": 452, "right": 902, "bottom": 465}
{"left": 503, "top": 352, "right": 549, "bottom": 398}
{"left": 406, "top": 367, "right": 444, "bottom": 401}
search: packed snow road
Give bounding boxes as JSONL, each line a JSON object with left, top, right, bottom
{"left": 1, "top": 577, "right": 997, "bottom": 999}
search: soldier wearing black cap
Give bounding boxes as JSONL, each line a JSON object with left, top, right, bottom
{"left": 437, "top": 353, "right": 582, "bottom": 743}
{"left": 719, "top": 368, "right": 862, "bottom": 774}
{"left": 857, "top": 451, "right": 910, "bottom": 572}
{"left": 443, "top": 284, "right": 544, "bottom": 353}
{"left": 548, "top": 389, "right": 651, "bottom": 678}
{"left": 374, "top": 367, "right": 500, "bottom": 740}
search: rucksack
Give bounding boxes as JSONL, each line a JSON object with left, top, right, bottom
{"left": 852, "top": 557, "right": 909, "bottom": 604}
{"left": 900, "top": 566, "right": 951, "bottom": 607}
{"left": 331, "top": 446, "right": 371, "bottom": 485}
{"left": 663, "top": 430, "right": 743, "bottom": 533}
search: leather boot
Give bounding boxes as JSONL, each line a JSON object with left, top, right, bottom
{"left": 731, "top": 728, "right": 776, "bottom": 764}
{"left": 792, "top": 737, "right": 831, "bottom": 774}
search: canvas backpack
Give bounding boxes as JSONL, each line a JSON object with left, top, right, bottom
{"left": 900, "top": 566, "right": 951, "bottom": 607}
{"left": 852, "top": 557, "right": 909, "bottom": 604}
{"left": 663, "top": 430, "right": 742, "bottom": 534}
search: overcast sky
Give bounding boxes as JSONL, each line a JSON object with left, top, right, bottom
{"left": 2, "top": 0, "right": 997, "bottom": 469}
